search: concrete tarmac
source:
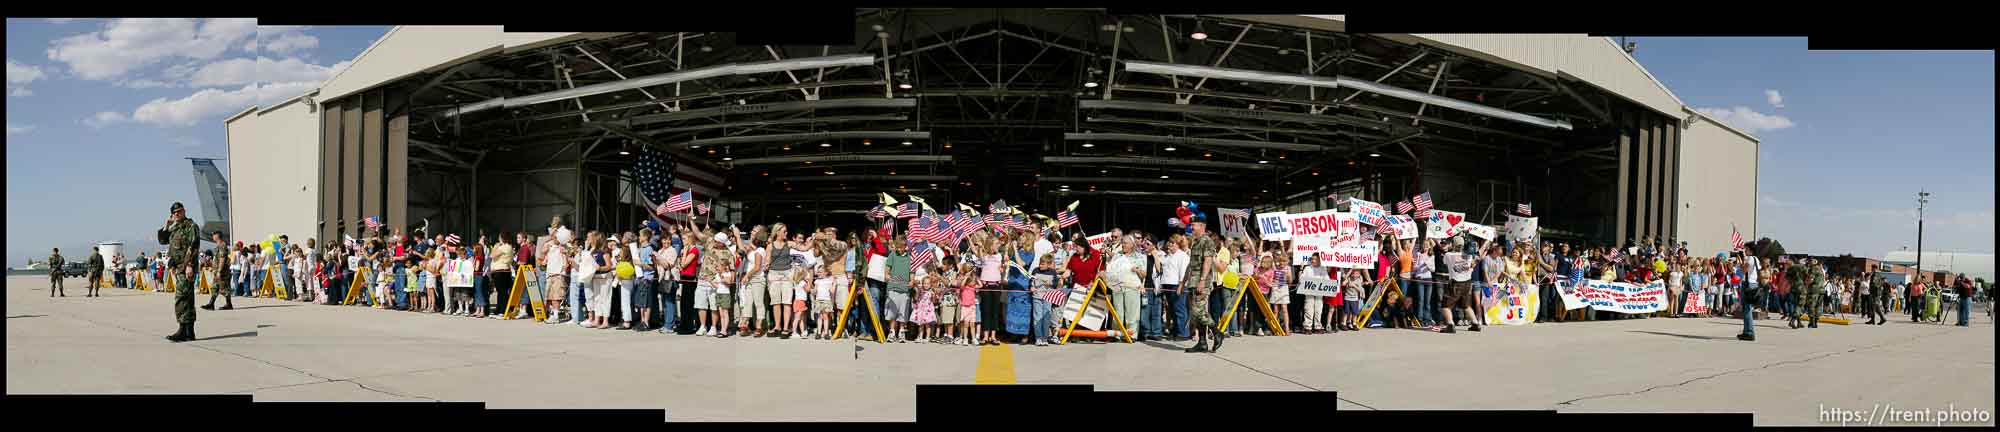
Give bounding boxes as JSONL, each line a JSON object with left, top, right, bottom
{"left": 8, "top": 275, "right": 1993, "bottom": 425}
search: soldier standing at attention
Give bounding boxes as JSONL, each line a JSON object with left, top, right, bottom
{"left": 160, "top": 202, "right": 201, "bottom": 343}
{"left": 1182, "top": 221, "right": 1222, "bottom": 353}
{"left": 86, "top": 248, "right": 105, "bottom": 297}
{"left": 48, "top": 248, "right": 68, "bottom": 297}
{"left": 202, "top": 231, "right": 235, "bottom": 311}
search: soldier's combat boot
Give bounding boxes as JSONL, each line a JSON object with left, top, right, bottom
{"left": 1183, "top": 333, "right": 1208, "bottom": 353}
{"left": 1209, "top": 328, "right": 1225, "bottom": 353}
{"left": 165, "top": 324, "right": 189, "bottom": 343}
{"left": 1736, "top": 333, "right": 1755, "bottom": 341}
{"left": 201, "top": 302, "right": 215, "bottom": 310}
{"left": 184, "top": 324, "right": 195, "bottom": 341}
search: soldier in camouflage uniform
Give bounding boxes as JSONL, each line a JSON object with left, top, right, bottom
{"left": 48, "top": 248, "right": 67, "bottom": 297}
{"left": 1805, "top": 258, "right": 1826, "bottom": 328}
{"left": 86, "top": 249, "right": 104, "bottom": 297}
{"left": 202, "top": 231, "right": 234, "bottom": 311}
{"left": 1182, "top": 221, "right": 1223, "bottom": 353}
{"left": 1785, "top": 259, "right": 1812, "bottom": 329}
{"left": 160, "top": 202, "right": 201, "bottom": 342}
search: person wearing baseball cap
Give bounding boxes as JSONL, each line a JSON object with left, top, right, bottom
{"left": 159, "top": 201, "right": 202, "bottom": 342}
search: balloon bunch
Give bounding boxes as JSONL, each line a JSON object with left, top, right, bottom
{"left": 1173, "top": 201, "right": 1207, "bottom": 235}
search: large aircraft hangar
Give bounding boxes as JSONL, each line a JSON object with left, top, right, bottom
{"left": 223, "top": 11, "right": 1758, "bottom": 253}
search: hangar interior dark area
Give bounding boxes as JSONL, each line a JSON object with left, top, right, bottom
{"left": 312, "top": 10, "right": 1683, "bottom": 245}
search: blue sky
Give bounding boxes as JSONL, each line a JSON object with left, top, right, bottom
{"left": 6, "top": 19, "right": 386, "bottom": 264}
{"left": 5, "top": 22, "right": 1993, "bottom": 264}
{"left": 1631, "top": 37, "right": 1994, "bottom": 258}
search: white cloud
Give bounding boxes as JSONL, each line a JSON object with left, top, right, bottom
{"left": 1694, "top": 106, "right": 1795, "bottom": 133}
{"left": 186, "top": 57, "right": 343, "bottom": 87}
{"left": 7, "top": 58, "right": 48, "bottom": 96}
{"left": 88, "top": 81, "right": 317, "bottom": 127}
{"left": 1764, "top": 89, "right": 1784, "bottom": 108}
{"left": 46, "top": 18, "right": 78, "bottom": 24}
{"left": 45, "top": 18, "right": 258, "bottom": 80}
{"left": 6, "top": 59, "right": 47, "bottom": 84}
{"left": 6, "top": 124, "right": 33, "bottom": 135}
{"left": 83, "top": 111, "right": 128, "bottom": 128}
{"left": 115, "top": 79, "right": 176, "bottom": 89}
{"left": 262, "top": 32, "right": 320, "bottom": 54}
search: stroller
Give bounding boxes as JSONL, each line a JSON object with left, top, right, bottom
{"left": 1921, "top": 287, "right": 1944, "bottom": 323}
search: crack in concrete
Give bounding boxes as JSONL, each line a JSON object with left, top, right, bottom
{"left": 1207, "top": 351, "right": 1379, "bottom": 411}
{"left": 1554, "top": 328, "right": 1960, "bottom": 408}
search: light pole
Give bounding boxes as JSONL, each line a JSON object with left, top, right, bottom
{"left": 1916, "top": 190, "right": 1929, "bottom": 284}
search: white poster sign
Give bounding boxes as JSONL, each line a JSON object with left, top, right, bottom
{"left": 1348, "top": 197, "right": 1389, "bottom": 226}
{"left": 1283, "top": 209, "right": 1344, "bottom": 238}
{"left": 1328, "top": 241, "right": 1378, "bottom": 269}
{"left": 1506, "top": 215, "right": 1539, "bottom": 243}
{"left": 1086, "top": 232, "right": 1115, "bottom": 251}
{"left": 1460, "top": 222, "right": 1498, "bottom": 241}
{"left": 1219, "top": 208, "right": 1251, "bottom": 239}
{"left": 1386, "top": 215, "right": 1419, "bottom": 240}
{"left": 1255, "top": 211, "right": 1291, "bottom": 241}
{"left": 1292, "top": 234, "right": 1332, "bottom": 266}
{"left": 1296, "top": 272, "right": 1341, "bottom": 297}
{"left": 1425, "top": 210, "right": 1465, "bottom": 239}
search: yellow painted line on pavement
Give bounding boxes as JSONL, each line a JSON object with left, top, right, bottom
{"left": 974, "top": 344, "right": 1016, "bottom": 384}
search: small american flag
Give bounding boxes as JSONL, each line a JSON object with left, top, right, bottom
{"left": 911, "top": 242, "right": 936, "bottom": 270}
{"left": 927, "top": 216, "right": 953, "bottom": 245}
{"left": 908, "top": 217, "right": 934, "bottom": 246}
{"left": 1042, "top": 284, "right": 1069, "bottom": 306}
{"left": 1057, "top": 211, "right": 1079, "bottom": 229}
{"left": 1517, "top": 202, "right": 1532, "bottom": 216}
{"left": 947, "top": 211, "right": 981, "bottom": 243}
{"left": 697, "top": 200, "right": 711, "bottom": 215}
{"left": 1412, "top": 192, "right": 1433, "bottom": 217}
{"left": 899, "top": 202, "right": 921, "bottom": 219}
{"left": 1730, "top": 225, "right": 1745, "bottom": 252}
{"left": 363, "top": 216, "right": 382, "bottom": 231}
{"left": 1396, "top": 200, "right": 1413, "bottom": 214}
{"left": 664, "top": 191, "right": 693, "bottom": 213}
{"left": 1007, "top": 215, "right": 1035, "bottom": 231}
{"left": 446, "top": 234, "right": 462, "bottom": 246}
{"left": 869, "top": 204, "right": 888, "bottom": 220}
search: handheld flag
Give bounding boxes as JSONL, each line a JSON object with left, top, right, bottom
{"left": 1396, "top": 200, "right": 1413, "bottom": 215}
{"left": 1057, "top": 211, "right": 1080, "bottom": 229}
{"left": 1412, "top": 192, "right": 1433, "bottom": 217}
{"left": 697, "top": 199, "right": 712, "bottom": 215}
{"left": 1517, "top": 202, "right": 1532, "bottom": 216}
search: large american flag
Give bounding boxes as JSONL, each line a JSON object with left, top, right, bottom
{"left": 1412, "top": 192, "right": 1433, "bottom": 217}
{"left": 1517, "top": 202, "right": 1533, "bottom": 216}
{"left": 634, "top": 146, "right": 679, "bottom": 216}
{"left": 1057, "top": 210, "right": 1079, "bottom": 229}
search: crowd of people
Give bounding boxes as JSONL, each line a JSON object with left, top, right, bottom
{"left": 100, "top": 205, "right": 1985, "bottom": 349}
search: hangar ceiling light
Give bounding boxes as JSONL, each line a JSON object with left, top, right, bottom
{"left": 1122, "top": 60, "right": 1574, "bottom": 130}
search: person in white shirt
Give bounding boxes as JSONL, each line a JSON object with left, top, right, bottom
{"left": 1299, "top": 261, "right": 1330, "bottom": 333}
{"left": 1156, "top": 236, "right": 1191, "bottom": 340}
{"left": 544, "top": 229, "right": 572, "bottom": 324}
{"left": 1105, "top": 238, "right": 1146, "bottom": 338}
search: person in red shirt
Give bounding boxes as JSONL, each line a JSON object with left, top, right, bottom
{"left": 1064, "top": 237, "right": 1103, "bottom": 291}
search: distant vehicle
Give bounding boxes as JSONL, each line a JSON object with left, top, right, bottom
{"left": 57, "top": 262, "right": 88, "bottom": 278}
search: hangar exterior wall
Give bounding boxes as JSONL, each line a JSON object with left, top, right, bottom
{"left": 318, "top": 26, "right": 579, "bottom": 102}
{"left": 1675, "top": 111, "right": 1759, "bottom": 255}
{"left": 225, "top": 95, "right": 320, "bottom": 245}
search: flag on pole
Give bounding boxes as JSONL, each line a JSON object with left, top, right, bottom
{"left": 947, "top": 211, "right": 981, "bottom": 243}
{"left": 1057, "top": 211, "right": 1080, "bottom": 229}
{"left": 363, "top": 216, "right": 382, "bottom": 232}
{"left": 1412, "top": 192, "right": 1433, "bottom": 217}
{"left": 899, "top": 202, "right": 921, "bottom": 219}
{"left": 911, "top": 242, "right": 936, "bottom": 270}
{"left": 869, "top": 204, "right": 889, "bottom": 220}
{"left": 1517, "top": 202, "right": 1532, "bottom": 216}
{"left": 697, "top": 199, "right": 712, "bottom": 215}
{"left": 1396, "top": 200, "right": 1413, "bottom": 214}
{"left": 908, "top": 217, "right": 934, "bottom": 246}
{"left": 1730, "top": 225, "right": 1745, "bottom": 252}
{"left": 663, "top": 191, "right": 694, "bottom": 213}
{"left": 446, "top": 234, "right": 462, "bottom": 246}
{"left": 635, "top": 146, "right": 679, "bottom": 217}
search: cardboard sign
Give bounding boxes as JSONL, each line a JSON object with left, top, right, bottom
{"left": 1426, "top": 210, "right": 1465, "bottom": 239}
{"left": 1086, "top": 232, "right": 1115, "bottom": 251}
{"left": 1386, "top": 215, "right": 1419, "bottom": 240}
{"left": 1283, "top": 209, "right": 1344, "bottom": 238}
{"left": 1348, "top": 197, "right": 1389, "bottom": 226}
{"left": 1296, "top": 271, "right": 1341, "bottom": 297}
{"left": 1682, "top": 290, "right": 1708, "bottom": 315}
{"left": 1219, "top": 208, "right": 1251, "bottom": 239}
{"left": 1460, "top": 222, "right": 1497, "bottom": 241}
{"left": 1506, "top": 215, "right": 1539, "bottom": 243}
{"left": 1292, "top": 234, "right": 1331, "bottom": 265}
{"left": 1328, "top": 242, "right": 1378, "bottom": 270}
{"left": 1484, "top": 282, "right": 1541, "bottom": 325}
{"left": 1329, "top": 212, "right": 1362, "bottom": 250}
{"left": 1581, "top": 280, "right": 1666, "bottom": 314}
{"left": 1255, "top": 211, "right": 1292, "bottom": 241}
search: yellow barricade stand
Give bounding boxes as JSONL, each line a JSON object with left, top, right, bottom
{"left": 267, "top": 265, "right": 288, "bottom": 299}
{"left": 344, "top": 267, "right": 370, "bottom": 305}
{"left": 1060, "top": 278, "right": 1136, "bottom": 344}
{"left": 502, "top": 265, "right": 549, "bottom": 321}
{"left": 1218, "top": 272, "right": 1288, "bottom": 336}
{"left": 833, "top": 277, "right": 888, "bottom": 342}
